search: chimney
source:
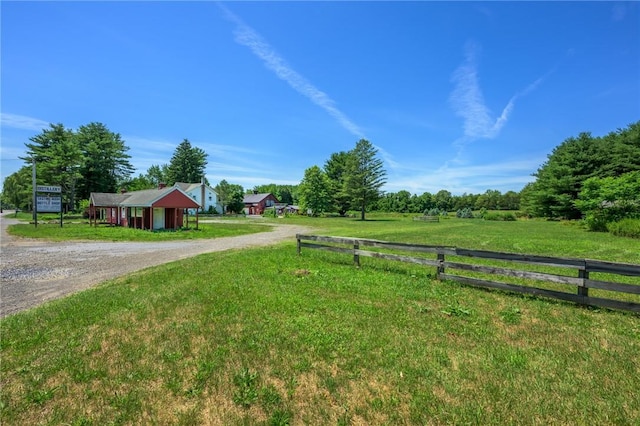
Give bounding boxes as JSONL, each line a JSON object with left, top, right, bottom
{"left": 158, "top": 182, "right": 166, "bottom": 189}
{"left": 120, "top": 188, "right": 127, "bottom": 194}
{"left": 201, "top": 175, "right": 205, "bottom": 213}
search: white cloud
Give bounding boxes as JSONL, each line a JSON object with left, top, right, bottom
{"left": 218, "top": 3, "right": 365, "bottom": 139}
{"left": 449, "top": 42, "right": 515, "bottom": 140}
{"left": 385, "top": 157, "right": 542, "bottom": 195}
{"left": 0, "top": 113, "right": 50, "bottom": 131}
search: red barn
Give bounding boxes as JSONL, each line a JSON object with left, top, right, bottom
{"left": 243, "top": 193, "right": 279, "bottom": 215}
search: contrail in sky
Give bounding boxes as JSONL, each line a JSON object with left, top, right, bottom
{"left": 217, "top": 3, "right": 365, "bottom": 139}
{"left": 448, "top": 41, "right": 550, "bottom": 163}
{"left": 449, "top": 42, "right": 549, "bottom": 141}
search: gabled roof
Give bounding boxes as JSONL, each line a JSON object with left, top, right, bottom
{"left": 90, "top": 187, "right": 200, "bottom": 208}
{"left": 174, "top": 182, "right": 219, "bottom": 195}
{"left": 90, "top": 192, "right": 130, "bottom": 207}
{"left": 243, "top": 193, "right": 277, "bottom": 204}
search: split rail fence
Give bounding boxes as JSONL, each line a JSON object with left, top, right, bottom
{"left": 296, "top": 234, "right": 640, "bottom": 313}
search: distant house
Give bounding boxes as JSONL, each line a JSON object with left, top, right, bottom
{"left": 276, "top": 204, "right": 299, "bottom": 215}
{"left": 89, "top": 185, "right": 200, "bottom": 230}
{"left": 174, "top": 180, "right": 222, "bottom": 214}
{"left": 243, "top": 193, "right": 279, "bottom": 215}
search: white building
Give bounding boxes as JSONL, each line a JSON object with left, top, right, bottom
{"left": 174, "top": 180, "right": 223, "bottom": 214}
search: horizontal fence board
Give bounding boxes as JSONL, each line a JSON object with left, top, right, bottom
{"left": 358, "top": 239, "right": 456, "bottom": 255}
{"left": 454, "top": 248, "right": 585, "bottom": 270}
{"left": 297, "top": 235, "right": 358, "bottom": 245}
{"left": 441, "top": 274, "right": 586, "bottom": 304}
{"left": 581, "top": 296, "right": 640, "bottom": 313}
{"left": 585, "top": 259, "right": 640, "bottom": 276}
{"left": 356, "top": 249, "right": 441, "bottom": 267}
{"left": 299, "top": 242, "right": 352, "bottom": 255}
{"left": 585, "top": 279, "right": 640, "bottom": 294}
{"left": 443, "top": 261, "right": 583, "bottom": 286}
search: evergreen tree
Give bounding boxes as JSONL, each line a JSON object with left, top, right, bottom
{"left": 522, "top": 122, "right": 640, "bottom": 219}
{"left": 167, "top": 139, "right": 208, "bottom": 185}
{"left": 23, "top": 123, "right": 82, "bottom": 211}
{"left": 343, "top": 139, "right": 387, "bottom": 220}
{"left": 76, "top": 122, "right": 134, "bottom": 199}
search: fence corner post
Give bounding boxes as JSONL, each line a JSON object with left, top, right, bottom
{"left": 296, "top": 235, "right": 301, "bottom": 255}
{"left": 354, "top": 240, "right": 360, "bottom": 268}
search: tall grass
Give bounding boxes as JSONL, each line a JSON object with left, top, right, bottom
{"left": 1, "top": 215, "right": 639, "bottom": 424}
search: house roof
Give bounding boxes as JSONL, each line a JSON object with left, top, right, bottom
{"left": 243, "top": 193, "right": 277, "bottom": 204}
{"left": 90, "top": 187, "right": 200, "bottom": 208}
{"left": 90, "top": 192, "right": 129, "bottom": 207}
{"left": 174, "top": 182, "right": 219, "bottom": 196}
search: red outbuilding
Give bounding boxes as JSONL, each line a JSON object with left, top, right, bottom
{"left": 89, "top": 185, "right": 200, "bottom": 230}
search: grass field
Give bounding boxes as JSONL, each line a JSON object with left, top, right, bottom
{"left": 6, "top": 221, "right": 269, "bottom": 242}
{"left": 1, "top": 215, "right": 639, "bottom": 424}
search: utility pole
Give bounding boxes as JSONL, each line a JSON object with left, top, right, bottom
{"left": 32, "top": 158, "right": 37, "bottom": 227}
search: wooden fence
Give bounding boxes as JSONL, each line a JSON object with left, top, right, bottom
{"left": 413, "top": 215, "right": 439, "bottom": 222}
{"left": 296, "top": 234, "right": 640, "bottom": 313}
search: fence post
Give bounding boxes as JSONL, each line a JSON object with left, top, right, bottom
{"left": 354, "top": 240, "right": 360, "bottom": 267}
{"left": 437, "top": 252, "right": 445, "bottom": 279}
{"left": 296, "top": 235, "right": 301, "bottom": 255}
{"left": 578, "top": 262, "right": 589, "bottom": 300}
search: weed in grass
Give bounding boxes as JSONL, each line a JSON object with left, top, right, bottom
{"left": 268, "top": 409, "right": 293, "bottom": 426}
{"left": 27, "top": 386, "right": 59, "bottom": 405}
{"left": 233, "top": 368, "right": 259, "bottom": 408}
{"left": 441, "top": 304, "right": 471, "bottom": 317}
{"left": 499, "top": 307, "right": 522, "bottom": 325}
{"left": 259, "top": 384, "right": 283, "bottom": 411}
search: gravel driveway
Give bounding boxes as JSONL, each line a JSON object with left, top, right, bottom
{"left": 0, "top": 212, "right": 310, "bottom": 318}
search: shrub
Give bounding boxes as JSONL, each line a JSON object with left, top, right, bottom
{"left": 425, "top": 208, "right": 445, "bottom": 217}
{"left": 483, "top": 212, "right": 517, "bottom": 221}
{"left": 584, "top": 213, "right": 609, "bottom": 232}
{"left": 607, "top": 218, "right": 640, "bottom": 238}
{"left": 456, "top": 208, "right": 474, "bottom": 218}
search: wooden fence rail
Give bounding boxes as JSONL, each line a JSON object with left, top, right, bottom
{"left": 296, "top": 234, "right": 640, "bottom": 313}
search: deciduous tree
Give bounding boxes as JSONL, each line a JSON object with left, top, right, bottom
{"left": 324, "top": 151, "right": 352, "bottom": 216}
{"left": 299, "top": 166, "right": 331, "bottom": 216}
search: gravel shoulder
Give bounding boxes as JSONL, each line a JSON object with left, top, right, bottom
{"left": 0, "top": 212, "right": 311, "bottom": 318}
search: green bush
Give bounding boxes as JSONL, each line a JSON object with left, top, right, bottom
{"left": 584, "top": 213, "right": 609, "bottom": 232}
{"left": 607, "top": 218, "right": 640, "bottom": 238}
{"left": 456, "top": 208, "right": 474, "bottom": 218}
{"left": 483, "top": 212, "right": 517, "bottom": 221}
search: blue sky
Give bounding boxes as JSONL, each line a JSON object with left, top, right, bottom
{"left": 1, "top": 1, "right": 638, "bottom": 195}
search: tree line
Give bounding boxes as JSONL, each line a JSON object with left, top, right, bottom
{"left": 3, "top": 121, "right": 638, "bottom": 229}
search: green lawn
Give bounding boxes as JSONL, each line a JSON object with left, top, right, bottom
{"left": 6, "top": 221, "right": 269, "bottom": 242}
{"left": 1, "top": 215, "right": 639, "bottom": 424}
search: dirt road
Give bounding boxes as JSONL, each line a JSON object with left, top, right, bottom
{"left": 0, "top": 213, "right": 310, "bottom": 318}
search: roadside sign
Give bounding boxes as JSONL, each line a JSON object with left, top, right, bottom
{"left": 36, "top": 185, "right": 62, "bottom": 193}
{"left": 37, "top": 195, "right": 62, "bottom": 212}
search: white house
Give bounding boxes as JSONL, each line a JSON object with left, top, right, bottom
{"left": 174, "top": 180, "right": 223, "bottom": 214}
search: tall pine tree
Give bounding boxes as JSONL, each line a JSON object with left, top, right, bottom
{"left": 167, "top": 139, "right": 208, "bottom": 185}
{"left": 77, "top": 122, "right": 134, "bottom": 199}
{"left": 344, "top": 139, "right": 387, "bottom": 220}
